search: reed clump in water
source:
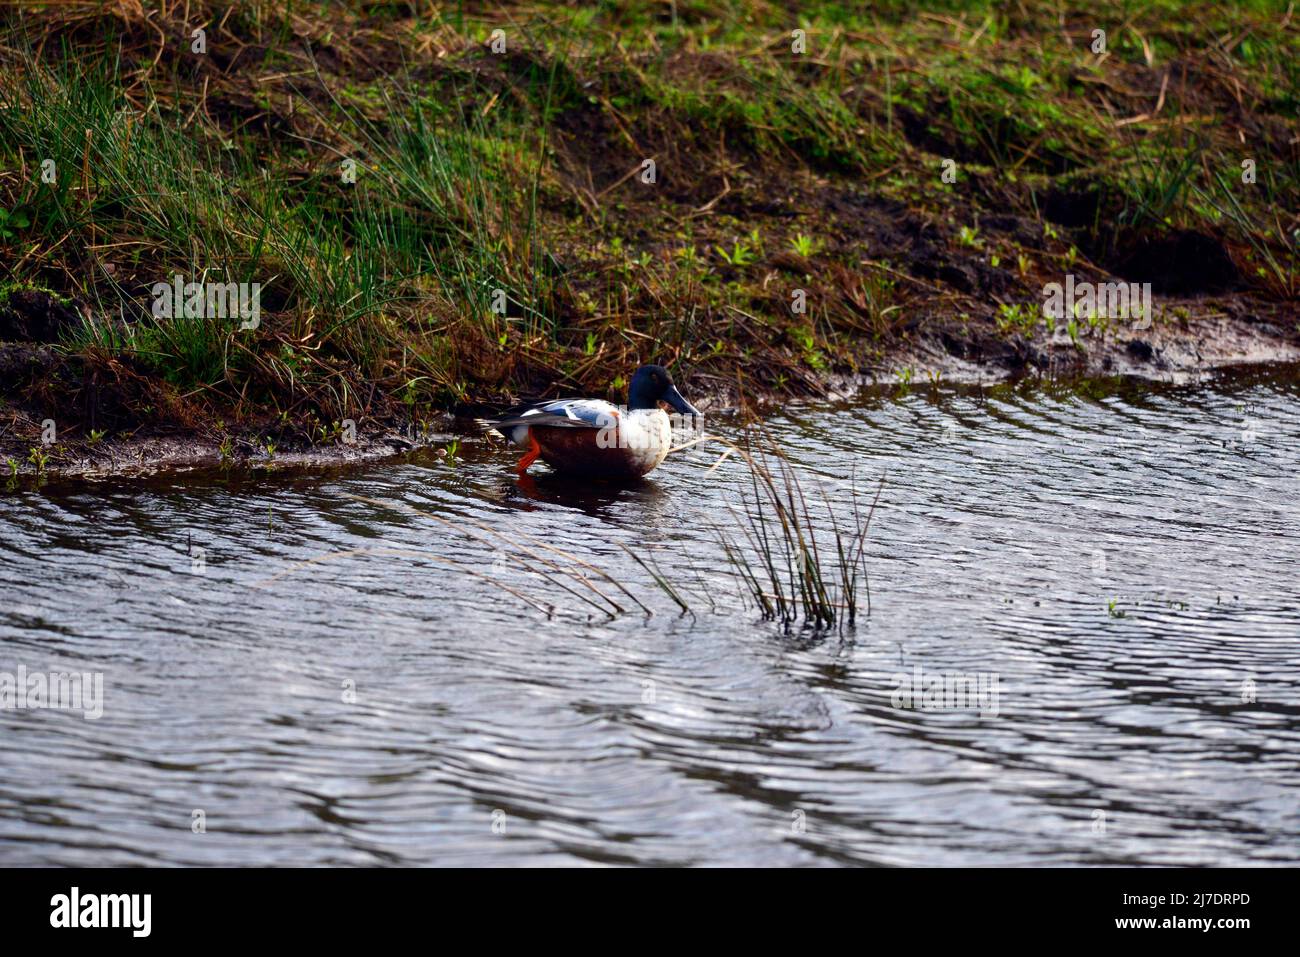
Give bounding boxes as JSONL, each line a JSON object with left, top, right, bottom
{"left": 706, "top": 428, "right": 881, "bottom": 631}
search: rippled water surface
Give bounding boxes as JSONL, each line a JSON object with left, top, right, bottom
{"left": 2, "top": 367, "right": 1298, "bottom": 866}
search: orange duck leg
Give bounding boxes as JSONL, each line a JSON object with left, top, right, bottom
{"left": 516, "top": 429, "right": 542, "bottom": 476}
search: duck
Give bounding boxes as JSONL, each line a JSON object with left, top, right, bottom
{"left": 485, "top": 365, "right": 702, "bottom": 478}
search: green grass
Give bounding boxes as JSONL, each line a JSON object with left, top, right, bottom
{"left": 0, "top": 40, "right": 557, "bottom": 410}
{"left": 0, "top": 0, "right": 1295, "bottom": 442}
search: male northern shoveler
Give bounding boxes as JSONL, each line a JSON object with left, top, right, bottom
{"left": 485, "top": 365, "right": 702, "bottom": 478}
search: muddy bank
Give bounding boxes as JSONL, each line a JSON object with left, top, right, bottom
{"left": 0, "top": 428, "right": 459, "bottom": 481}
{"left": 3, "top": 305, "right": 1296, "bottom": 479}
{"left": 891, "top": 299, "right": 1300, "bottom": 386}
{"left": 3, "top": 1, "right": 1296, "bottom": 479}
{"left": 5, "top": 0, "right": 1300, "bottom": 457}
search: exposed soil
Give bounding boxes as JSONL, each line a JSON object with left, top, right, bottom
{"left": 897, "top": 303, "right": 1300, "bottom": 385}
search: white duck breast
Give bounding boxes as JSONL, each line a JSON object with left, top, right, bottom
{"left": 612, "top": 408, "right": 673, "bottom": 474}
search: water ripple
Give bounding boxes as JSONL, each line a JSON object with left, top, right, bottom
{"left": 2, "top": 367, "right": 1298, "bottom": 865}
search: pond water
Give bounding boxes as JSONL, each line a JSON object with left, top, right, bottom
{"left": 2, "top": 366, "right": 1298, "bottom": 866}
